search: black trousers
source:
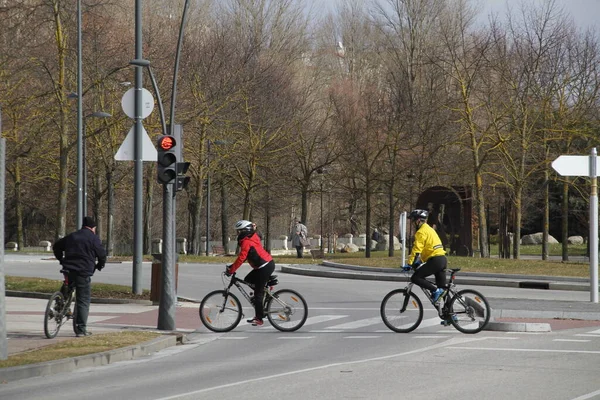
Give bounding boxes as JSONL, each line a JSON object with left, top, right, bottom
{"left": 67, "top": 271, "right": 91, "bottom": 333}
{"left": 410, "top": 255, "right": 447, "bottom": 292}
{"left": 244, "top": 261, "right": 275, "bottom": 320}
{"left": 295, "top": 245, "right": 304, "bottom": 258}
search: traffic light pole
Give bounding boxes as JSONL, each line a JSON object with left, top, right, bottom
{"left": 158, "top": 183, "right": 176, "bottom": 330}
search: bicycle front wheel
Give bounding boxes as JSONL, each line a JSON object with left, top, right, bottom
{"left": 44, "top": 292, "right": 65, "bottom": 339}
{"left": 380, "top": 289, "right": 423, "bottom": 333}
{"left": 265, "top": 289, "right": 308, "bottom": 332}
{"left": 448, "top": 289, "right": 491, "bottom": 334}
{"left": 199, "top": 290, "right": 242, "bottom": 332}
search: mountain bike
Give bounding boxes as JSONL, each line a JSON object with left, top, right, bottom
{"left": 199, "top": 271, "right": 308, "bottom": 332}
{"left": 380, "top": 267, "right": 490, "bottom": 334}
{"left": 43, "top": 269, "right": 77, "bottom": 339}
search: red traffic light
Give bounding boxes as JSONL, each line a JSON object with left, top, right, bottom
{"left": 157, "top": 135, "right": 176, "bottom": 151}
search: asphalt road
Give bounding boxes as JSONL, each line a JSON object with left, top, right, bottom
{"left": 2, "top": 256, "right": 600, "bottom": 399}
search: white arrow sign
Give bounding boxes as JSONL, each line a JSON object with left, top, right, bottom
{"left": 114, "top": 126, "right": 157, "bottom": 161}
{"left": 551, "top": 155, "right": 600, "bottom": 177}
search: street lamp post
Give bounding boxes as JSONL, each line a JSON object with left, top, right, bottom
{"left": 206, "top": 140, "right": 211, "bottom": 257}
{"left": 82, "top": 112, "right": 111, "bottom": 218}
{"left": 76, "top": 0, "right": 83, "bottom": 229}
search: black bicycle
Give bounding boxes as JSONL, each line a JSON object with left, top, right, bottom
{"left": 199, "top": 271, "right": 308, "bottom": 332}
{"left": 380, "top": 267, "right": 491, "bottom": 334}
{"left": 43, "top": 269, "right": 77, "bottom": 339}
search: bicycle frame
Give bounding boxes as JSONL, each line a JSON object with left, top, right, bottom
{"left": 401, "top": 268, "right": 460, "bottom": 318}
{"left": 221, "top": 273, "right": 280, "bottom": 311}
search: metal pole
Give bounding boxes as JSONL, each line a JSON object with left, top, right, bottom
{"left": 206, "top": 140, "right": 211, "bottom": 256}
{"left": 590, "top": 148, "right": 598, "bottom": 303}
{"left": 132, "top": 0, "right": 143, "bottom": 294}
{"left": 76, "top": 0, "right": 83, "bottom": 229}
{"left": 400, "top": 212, "right": 407, "bottom": 266}
{"left": 82, "top": 121, "right": 87, "bottom": 218}
{"left": 0, "top": 130, "right": 7, "bottom": 360}
{"left": 157, "top": 184, "right": 176, "bottom": 330}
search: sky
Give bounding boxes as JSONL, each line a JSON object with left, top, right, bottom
{"left": 314, "top": 0, "right": 600, "bottom": 31}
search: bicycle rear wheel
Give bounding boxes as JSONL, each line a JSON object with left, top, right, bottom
{"left": 199, "top": 290, "right": 242, "bottom": 332}
{"left": 380, "top": 289, "right": 423, "bottom": 333}
{"left": 448, "top": 289, "right": 490, "bottom": 334}
{"left": 265, "top": 289, "right": 308, "bottom": 332}
{"left": 44, "top": 292, "right": 65, "bottom": 339}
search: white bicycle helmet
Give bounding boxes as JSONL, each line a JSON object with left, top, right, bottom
{"left": 408, "top": 209, "right": 428, "bottom": 221}
{"left": 234, "top": 220, "right": 254, "bottom": 232}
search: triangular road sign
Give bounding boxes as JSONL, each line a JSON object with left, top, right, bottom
{"left": 115, "top": 126, "right": 157, "bottom": 161}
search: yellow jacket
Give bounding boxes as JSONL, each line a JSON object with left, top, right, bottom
{"left": 408, "top": 222, "right": 446, "bottom": 265}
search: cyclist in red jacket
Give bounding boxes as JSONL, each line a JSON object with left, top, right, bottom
{"left": 225, "top": 220, "right": 275, "bottom": 326}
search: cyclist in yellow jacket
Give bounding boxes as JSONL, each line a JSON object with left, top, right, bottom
{"left": 403, "top": 209, "right": 447, "bottom": 303}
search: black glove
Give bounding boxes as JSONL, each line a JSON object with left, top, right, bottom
{"left": 95, "top": 263, "right": 104, "bottom": 271}
{"left": 224, "top": 264, "right": 232, "bottom": 277}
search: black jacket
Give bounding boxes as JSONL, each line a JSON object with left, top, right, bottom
{"left": 53, "top": 228, "right": 107, "bottom": 277}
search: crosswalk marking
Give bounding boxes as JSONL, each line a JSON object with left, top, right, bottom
{"left": 325, "top": 316, "right": 383, "bottom": 330}
{"left": 587, "top": 328, "right": 600, "bottom": 334}
{"left": 344, "top": 336, "right": 380, "bottom": 339}
{"left": 259, "top": 315, "right": 348, "bottom": 331}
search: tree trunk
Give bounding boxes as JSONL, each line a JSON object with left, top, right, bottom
{"left": 15, "top": 159, "right": 24, "bottom": 250}
{"left": 561, "top": 179, "right": 569, "bottom": 262}
{"left": 106, "top": 171, "right": 115, "bottom": 256}
{"left": 542, "top": 168, "right": 549, "bottom": 260}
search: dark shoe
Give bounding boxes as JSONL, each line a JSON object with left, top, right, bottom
{"left": 246, "top": 317, "right": 263, "bottom": 326}
{"left": 76, "top": 330, "right": 92, "bottom": 337}
{"left": 440, "top": 315, "right": 458, "bottom": 326}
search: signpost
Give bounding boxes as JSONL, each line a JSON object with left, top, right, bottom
{"left": 552, "top": 149, "right": 599, "bottom": 303}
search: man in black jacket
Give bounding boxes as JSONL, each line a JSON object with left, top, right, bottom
{"left": 53, "top": 216, "right": 106, "bottom": 336}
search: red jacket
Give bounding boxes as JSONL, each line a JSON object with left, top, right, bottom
{"left": 229, "top": 233, "right": 273, "bottom": 273}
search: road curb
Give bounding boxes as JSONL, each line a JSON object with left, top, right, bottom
{"left": 485, "top": 321, "right": 551, "bottom": 332}
{"left": 281, "top": 265, "right": 591, "bottom": 292}
{"left": 0, "top": 334, "right": 178, "bottom": 383}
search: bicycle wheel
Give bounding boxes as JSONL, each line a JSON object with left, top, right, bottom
{"left": 199, "top": 290, "right": 242, "bottom": 332}
{"left": 265, "top": 289, "right": 308, "bottom": 332}
{"left": 44, "top": 292, "right": 65, "bottom": 339}
{"left": 380, "top": 289, "right": 423, "bottom": 333}
{"left": 448, "top": 289, "right": 491, "bottom": 334}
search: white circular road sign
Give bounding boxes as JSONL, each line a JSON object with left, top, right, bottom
{"left": 121, "top": 88, "right": 155, "bottom": 119}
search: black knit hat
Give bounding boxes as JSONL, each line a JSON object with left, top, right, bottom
{"left": 82, "top": 216, "right": 96, "bottom": 228}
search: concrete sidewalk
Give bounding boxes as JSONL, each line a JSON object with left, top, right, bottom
{"left": 2, "top": 262, "right": 600, "bottom": 382}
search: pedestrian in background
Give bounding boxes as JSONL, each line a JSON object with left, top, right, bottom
{"left": 290, "top": 218, "right": 308, "bottom": 258}
{"left": 52, "top": 216, "right": 106, "bottom": 337}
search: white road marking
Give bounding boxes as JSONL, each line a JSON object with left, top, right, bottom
{"left": 154, "top": 336, "right": 487, "bottom": 400}
{"left": 587, "top": 328, "right": 600, "bottom": 334}
{"left": 325, "top": 317, "right": 384, "bottom": 330}
{"left": 218, "top": 337, "right": 248, "bottom": 340}
{"left": 277, "top": 336, "right": 315, "bottom": 340}
{"left": 447, "top": 346, "right": 600, "bottom": 355}
{"left": 575, "top": 334, "right": 600, "bottom": 338}
{"left": 570, "top": 388, "right": 600, "bottom": 400}
{"left": 414, "top": 335, "right": 449, "bottom": 339}
{"left": 553, "top": 339, "right": 591, "bottom": 343}
{"left": 344, "top": 336, "right": 380, "bottom": 339}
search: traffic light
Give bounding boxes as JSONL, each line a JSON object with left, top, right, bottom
{"left": 176, "top": 161, "right": 191, "bottom": 191}
{"left": 157, "top": 135, "right": 177, "bottom": 184}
